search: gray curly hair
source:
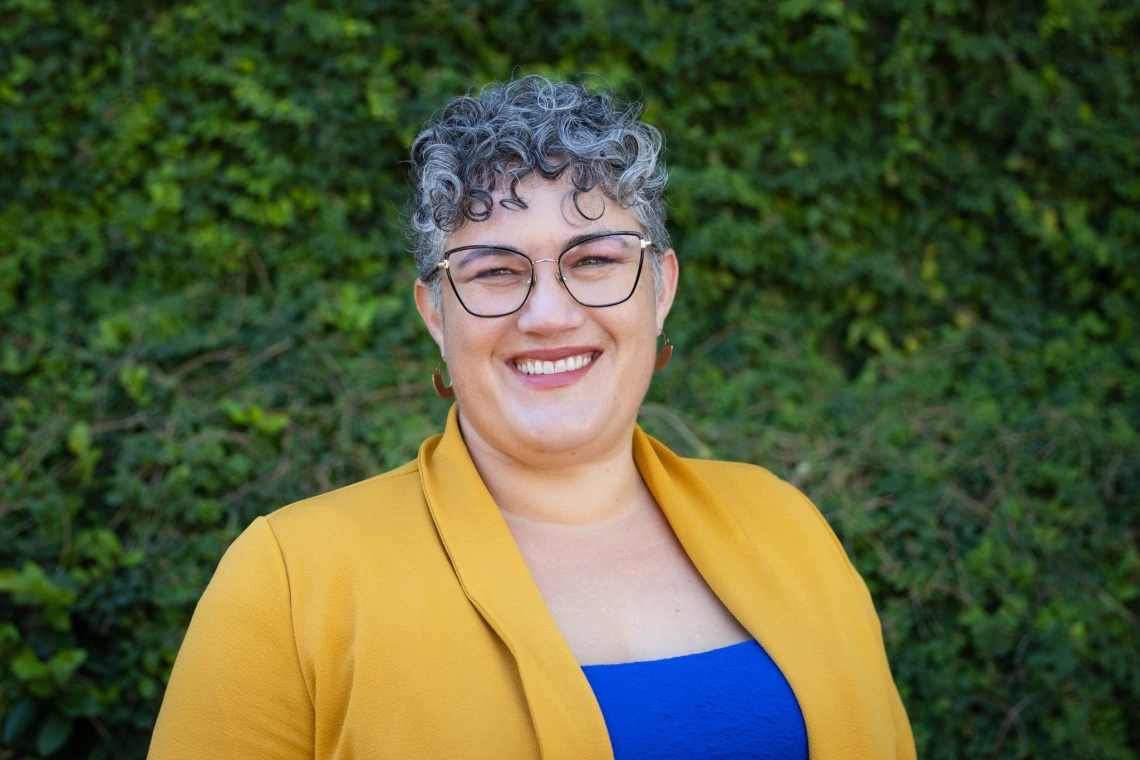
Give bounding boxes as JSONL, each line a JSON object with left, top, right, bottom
{"left": 407, "top": 75, "right": 671, "bottom": 306}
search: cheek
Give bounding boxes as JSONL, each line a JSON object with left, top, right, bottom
{"left": 626, "top": 290, "right": 662, "bottom": 351}
{"left": 442, "top": 317, "right": 505, "bottom": 382}
{"left": 609, "top": 312, "right": 659, "bottom": 377}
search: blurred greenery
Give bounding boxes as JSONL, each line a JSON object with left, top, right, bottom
{"left": 1, "top": 0, "right": 1138, "bottom": 757}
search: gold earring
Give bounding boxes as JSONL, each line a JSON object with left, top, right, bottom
{"left": 432, "top": 361, "right": 455, "bottom": 400}
{"left": 654, "top": 333, "right": 673, "bottom": 371}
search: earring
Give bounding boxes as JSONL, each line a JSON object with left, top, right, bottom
{"left": 432, "top": 361, "right": 455, "bottom": 400}
{"left": 654, "top": 333, "right": 673, "bottom": 371}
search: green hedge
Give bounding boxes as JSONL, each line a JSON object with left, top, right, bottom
{"left": 2, "top": 1, "right": 1138, "bottom": 757}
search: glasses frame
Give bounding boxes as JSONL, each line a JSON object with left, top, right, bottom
{"left": 436, "top": 230, "right": 653, "bottom": 318}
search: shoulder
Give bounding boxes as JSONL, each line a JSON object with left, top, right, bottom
{"left": 682, "top": 456, "right": 784, "bottom": 486}
{"left": 249, "top": 458, "right": 438, "bottom": 569}
{"left": 682, "top": 456, "right": 805, "bottom": 515}
{"left": 682, "top": 456, "right": 855, "bottom": 572}
{"left": 264, "top": 458, "right": 421, "bottom": 529}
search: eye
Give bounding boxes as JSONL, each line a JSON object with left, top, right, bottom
{"left": 571, "top": 256, "right": 618, "bottom": 268}
{"left": 449, "top": 248, "right": 531, "bottom": 283}
{"left": 474, "top": 266, "right": 523, "bottom": 278}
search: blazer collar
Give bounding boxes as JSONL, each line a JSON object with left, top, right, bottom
{"left": 418, "top": 405, "right": 612, "bottom": 760}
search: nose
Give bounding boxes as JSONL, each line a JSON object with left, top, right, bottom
{"left": 515, "top": 258, "right": 585, "bottom": 334}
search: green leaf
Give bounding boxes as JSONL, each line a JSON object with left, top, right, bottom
{"left": 48, "top": 648, "right": 88, "bottom": 685}
{"left": 58, "top": 683, "right": 103, "bottom": 718}
{"left": 35, "top": 713, "right": 74, "bottom": 757}
{"left": 2, "top": 698, "right": 39, "bottom": 744}
{"left": 67, "top": 421, "right": 92, "bottom": 455}
{"left": 11, "top": 647, "right": 50, "bottom": 682}
{"left": 121, "top": 548, "right": 146, "bottom": 567}
{"left": 0, "top": 621, "right": 19, "bottom": 646}
{"left": 137, "top": 676, "right": 158, "bottom": 699}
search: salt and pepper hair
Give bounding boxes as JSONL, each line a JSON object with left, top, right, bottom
{"left": 407, "top": 75, "right": 671, "bottom": 307}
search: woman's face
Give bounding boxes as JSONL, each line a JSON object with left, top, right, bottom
{"left": 414, "top": 175, "right": 678, "bottom": 463}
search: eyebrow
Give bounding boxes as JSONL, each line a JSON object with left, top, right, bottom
{"left": 561, "top": 232, "right": 615, "bottom": 250}
{"left": 449, "top": 247, "right": 515, "bottom": 272}
{"left": 455, "top": 231, "right": 632, "bottom": 257}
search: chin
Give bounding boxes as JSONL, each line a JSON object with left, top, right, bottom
{"left": 503, "top": 402, "right": 611, "bottom": 455}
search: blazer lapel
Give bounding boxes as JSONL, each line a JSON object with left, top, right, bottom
{"left": 632, "top": 428, "right": 869, "bottom": 760}
{"left": 418, "top": 405, "right": 612, "bottom": 760}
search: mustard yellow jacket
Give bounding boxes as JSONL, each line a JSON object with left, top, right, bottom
{"left": 148, "top": 405, "right": 915, "bottom": 759}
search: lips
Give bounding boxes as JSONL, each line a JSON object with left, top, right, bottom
{"left": 506, "top": 346, "right": 602, "bottom": 387}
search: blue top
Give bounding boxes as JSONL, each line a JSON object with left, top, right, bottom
{"left": 581, "top": 639, "right": 809, "bottom": 760}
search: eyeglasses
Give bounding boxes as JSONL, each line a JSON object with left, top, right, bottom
{"left": 436, "top": 231, "right": 652, "bottom": 318}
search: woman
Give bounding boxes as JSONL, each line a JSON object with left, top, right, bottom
{"left": 148, "top": 76, "right": 915, "bottom": 760}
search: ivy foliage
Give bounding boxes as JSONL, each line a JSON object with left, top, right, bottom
{"left": 2, "top": 0, "right": 1138, "bottom": 758}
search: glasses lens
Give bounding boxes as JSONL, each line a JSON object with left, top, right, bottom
{"left": 560, "top": 233, "right": 644, "bottom": 306}
{"left": 447, "top": 248, "right": 533, "bottom": 316}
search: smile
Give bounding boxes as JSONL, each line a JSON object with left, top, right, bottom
{"left": 513, "top": 352, "right": 596, "bottom": 376}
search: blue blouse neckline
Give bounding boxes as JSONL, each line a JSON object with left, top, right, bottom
{"left": 581, "top": 638, "right": 756, "bottom": 669}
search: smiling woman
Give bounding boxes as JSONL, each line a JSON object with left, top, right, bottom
{"left": 147, "top": 76, "right": 916, "bottom": 760}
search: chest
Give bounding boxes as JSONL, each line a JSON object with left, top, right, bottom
{"left": 506, "top": 510, "right": 751, "bottom": 665}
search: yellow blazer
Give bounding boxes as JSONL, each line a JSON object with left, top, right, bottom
{"left": 148, "top": 405, "right": 915, "bottom": 759}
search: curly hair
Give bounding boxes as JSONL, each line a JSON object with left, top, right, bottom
{"left": 407, "top": 75, "right": 671, "bottom": 304}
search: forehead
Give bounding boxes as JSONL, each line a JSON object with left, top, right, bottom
{"left": 444, "top": 174, "right": 641, "bottom": 250}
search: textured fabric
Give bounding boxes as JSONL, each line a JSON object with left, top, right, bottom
{"left": 583, "top": 639, "right": 809, "bottom": 759}
{"left": 147, "top": 403, "right": 915, "bottom": 760}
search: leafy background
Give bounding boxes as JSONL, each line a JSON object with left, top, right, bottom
{"left": 2, "top": 0, "right": 1138, "bottom": 757}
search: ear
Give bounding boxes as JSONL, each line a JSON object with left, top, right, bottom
{"left": 414, "top": 279, "right": 446, "bottom": 355}
{"left": 653, "top": 248, "right": 679, "bottom": 332}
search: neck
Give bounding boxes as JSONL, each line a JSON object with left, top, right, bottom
{"left": 457, "top": 407, "right": 651, "bottom": 526}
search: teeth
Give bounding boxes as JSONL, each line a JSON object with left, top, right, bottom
{"left": 514, "top": 353, "right": 595, "bottom": 375}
